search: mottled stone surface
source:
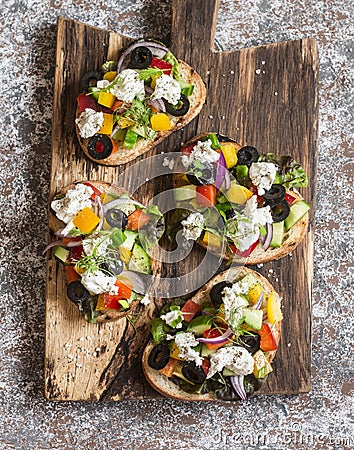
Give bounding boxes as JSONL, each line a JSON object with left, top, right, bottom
{"left": 0, "top": 0, "right": 353, "bottom": 449}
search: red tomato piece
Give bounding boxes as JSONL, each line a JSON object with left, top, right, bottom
{"left": 103, "top": 281, "right": 133, "bottom": 310}
{"left": 68, "top": 245, "right": 84, "bottom": 263}
{"left": 150, "top": 57, "right": 172, "bottom": 75}
{"left": 77, "top": 93, "right": 99, "bottom": 112}
{"left": 203, "top": 324, "right": 228, "bottom": 350}
{"left": 126, "top": 209, "right": 151, "bottom": 231}
{"left": 230, "top": 240, "right": 259, "bottom": 258}
{"left": 196, "top": 185, "right": 217, "bottom": 207}
{"left": 83, "top": 182, "right": 102, "bottom": 199}
{"left": 258, "top": 324, "right": 278, "bottom": 351}
{"left": 181, "top": 144, "right": 195, "bottom": 155}
{"left": 285, "top": 192, "right": 297, "bottom": 205}
{"left": 65, "top": 265, "right": 79, "bottom": 283}
{"left": 181, "top": 300, "right": 202, "bottom": 322}
{"left": 201, "top": 358, "right": 211, "bottom": 376}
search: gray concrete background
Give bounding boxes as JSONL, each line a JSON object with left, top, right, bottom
{"left": 0, "top": 0, "right": 353, "bottom": 449}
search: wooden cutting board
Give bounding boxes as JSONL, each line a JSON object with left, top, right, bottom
{"left": 44, "top": 0, "right": 318, "bottom": 401}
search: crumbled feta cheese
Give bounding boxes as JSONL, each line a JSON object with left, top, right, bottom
{"left": 249, "top": 162, "right": 277, "bottom": 195}
{"left": 61, "top": 219, "right": 77, "bottom": 236}
{"left": 75, "top": 108, "right": 104, "bottom": 139}
{"left": 181, "top": 139, "right": 220, "bottom": 167}
{"left": 226, "top": 196, "right": 272, "bottom": 251}
{"left": 80, "top": 270, "right": 118, "bottom": 295}
{"left": 152, "top": 74, "right": 181, "bottom": 105}
{"left": 181, "top": 212, "right": 206, "bottom": 241}
{"left": 51, "top": 183, "right": 94, "bottom": 223}
{"left": 174, "top": 332, "right": 203, "bottom": 366}
{"left": 222, "top": 282, "right": 249, "bottom": 329}
{"left": 140, "top": 294, "right": 151, "bottom": 306}
{"left": 160, "top": 309, "right": 183, "bottom": 328}
{"left": 82, "top": 233, "right": 112, "bottom": 256}
{"left": 109, "top": 69, "right": 145, "bottom": 103}
{"left": 96, "top": 79, "right": 110, "bottom": 89}
{"left": 207, "top": 346, "right": 254, "bottom": 378}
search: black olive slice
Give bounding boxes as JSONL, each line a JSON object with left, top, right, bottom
{"left": 263, "top": 184, "right": 286, "bottom": 205}
{"left": 129, "top": 46, "right": 153, "bottom": 69}
{"left": 186, "top": 162, "right": 216, "bottom": 186}
{"left": 67, "top": 280, "right": 89, "bottom": 305}
{"left": 181, "top": 362, "right": 206, "bottom": 384}
{"left": 209, "top": 281, "right": 233, "bottom": 308}
{"left": 270, "top": 199, "right": 290, "bottom": 222}
{"left": 225, "top": 208, "right": 237, "bottom": 220}
{"left": 101, "top": 252, "right": 124, "bottom": 276}
{"left": 148, "top": 344, "right": 170, "bottom": 370}
{"left": 239, "top": 333, "right": 261, "bottom": 355}
{"left": 164, "top": 95, "right": 190, "bottom": 117}
{"left": 105, "top": 208, "right": 129, "bottom": 229}
{"left": 237, "top": 146, "right": 259, "bottom": 167}
{"left": 87, "top": 134, "right": 113, "bottom": 160}
{"left": 80, "top": 71, "right": 102, "bottom": 91}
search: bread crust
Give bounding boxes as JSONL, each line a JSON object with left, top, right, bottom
{"left": 49, "top": 180, "right": 141, "bottom": 322}
{"left": 142, "top": 266, "right": 282, "bottom": 401}
{"left": 172, "top": 135, "right": 309, "bottom": 264}
{"left": 76, "top": 61, "right": 206, "bottom": 166}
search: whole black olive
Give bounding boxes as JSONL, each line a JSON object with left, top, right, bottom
{"left": 186, "top": 162, "right": 216, "bottom": 186}
{"left": 209, "top": 281, "right": 232, "bottom": 308}
{"left": 105, "top": 208, "right": 129, "bottom": 229}
{"left": 164, "top": 95, "right": 190, "bottom": 117}
{"left": 263, "top": 184, "right": 286, "bottom": 205}
{"left": 225, "top": 208, "right": 237, "bottom": 220}
{"left": 244, "top": 373, "right": 268, "bottom": 394}
{"left": 270, "top": 199, "right": 290, "bottom": 222}
{"left": 101, "top": 252, "right": 124, "bottom": 276}
{"left": 181, "top": 362, "right": 206, "bottom": 384}
{"left": 67, "top": 280, "right": 90, "bottom": 305}
{"left": 239, "top": 333, "right": 261, "bottom": 354}
{"left": 80, "top": 71, "right": 102, "bottom": 91}
{"left": 129, "top": 46, "right": 153, "bottom": 69}
{"left": 148, "top": 344, "right": 170, "bottom": 370}
{"left": 237, "top": 146, "right": 259, "bottom": 167}
{"left": 87, "top": 134, "right": 113, "bottom": 160}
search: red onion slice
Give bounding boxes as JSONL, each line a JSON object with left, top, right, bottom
{"left": 230, "top": 375, "right": 247, "bottom": 401}
{"left": 215, "top": 151, "right": 230, "bottom": 190}
{"left": 146, "top": 98, "right": 166, "bottom": 112}
{"left": 96, "top": 196, "right": 104, "bottom": 231}
{"left": 66, "top": 240, "right": 83, "bottom": 248}
{"left": 253, "top": 291, "right": 264, "bottom": 310}
{"left": 116, "top": 41, "right": 169, "bottom": 74}
{"left": 117, "top": 270, "right": 146, "bottom": 294}
{"left": 197, "top": 327, "right": 233, "bottom": 344}
{"left": 42, "top": 240, "right": 63, "bottom": 255}
{"left": 260, "top": 222, "right": 273, "bottom": 251}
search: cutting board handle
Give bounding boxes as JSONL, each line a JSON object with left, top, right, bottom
{"left": 170, "top": 0, "right": 219, "bottom": 62}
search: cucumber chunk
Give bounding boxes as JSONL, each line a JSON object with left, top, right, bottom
{"left": 54, "top": 246, "right": 69, "bottom": 264}
{"left": 128, "top": 243, "right": 151, "bottom": 274}
{"left": 174, "top": 185, "right": 196, "bottom": 202}
{"left": 242, "top": 308, "right": 263, "bottom": 330}
{"left": 284, "top": 200, "right": 310, "bottom": 231}
{"left": 187, "top": 315, "right": 213, "bottom": 336}
{"left": 270, "top": 221, "right": 284, "bottom": 248}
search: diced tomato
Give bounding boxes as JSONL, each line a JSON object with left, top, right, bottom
{"left": 126, "top": 209, "right": 151, "bottom": 231}
{"left": 203, "top": 324, "right": 228, "bottom": 350}
{"left": 68, "top": 245, "right": 84, "bottom": 263}
{"left": 150, "top": 57, "right": 172, "bottom": 75}
{"left": 196, "top": 185, "right": 217, "bottom": 207}
{"left": 285, "top": 192, "right": 297, "bottom": 205}
{"left": 201, "top": 358, "right": 211, "bottom": 376}
{"left": 62, "top": 236, "right": 81, "bottom": 246}
{"left": 103, "top": 281, "right": 132, "bottom": 310}
{"left": 77, "top": 93, "right": 99, "bottom": 112}
{"left": 83, "top": 182, "right": 102, "bottom": 199}
{"left": 159, "top": 357, "right": 178, "bottom": 377}
{"left": 181, "top": 143, "right": 195, "bottom": 155}
{"left": 181, "top": 300, "right": 202, "bottom": 322}
{"left": 111, "top": 99, "right": 123, "bottom": 111}
{"left": 258, "top": 323, "right": 278, "bottom": 351}
{"left": 65, "top": 265, "right": 79, "bottom": 283}
{"left": 230, "top": 240, "right": 259, "bottom": 258}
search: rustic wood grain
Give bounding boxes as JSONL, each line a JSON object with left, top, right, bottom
{"left": 45, "top": 0, "right": 318, "bottom": 400}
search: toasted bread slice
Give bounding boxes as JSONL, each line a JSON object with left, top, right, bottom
{"left": 172, "top": 135, "right": 309, "bottom": 264}
{"left": 76, "top": 60, "right": 206, "bottom": 166}
{"left": 49, "top": 180, "right": 144, "bottom": 322}
{"left": 142, "top": 266, "right": 282, "bottom": 401}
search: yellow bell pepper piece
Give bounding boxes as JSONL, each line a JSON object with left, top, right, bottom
{"left": 103, "top": 71, "right": 117, "bottom": 82}
{"left": 248, "top": 283, "right": 264, "bottom": 304}
{"left": 221, "top": 143, "right": 238, "bottom": 168}
{"left": 225, "top": 181, "right": 253, "bottom": 204}
{"left": 253, "top": 350, "right": 273, "bottom": 378}
{"left": 169, "top": 342, "right": 184, "bottom": 360}
{"left": 150, "top": 74, "right": 161, "bottom": 89}
{"left": 72, "top": 207, "right": 100, "bottom": 234}
{"left": 95, "top": 294, "right": 106, "bottom": 311}
{"left": 98, "top": 91, "right": 116, "bottom": 108}
{"left": 150, "top": 113, "right": 172, "bottom": 131}
{"left": 98, "top": 113, "right": 114, "bottom": 135}
{"left": 267, "top": 291, "right": 283, "bottom": 324}
{"left": 202, "top": 231, "right": 222, "bottom": 248}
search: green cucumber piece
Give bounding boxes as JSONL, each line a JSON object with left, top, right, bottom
{"left": 223, "top": 367, "right": 237, "bottom": 377}
{"left": 201, "top": 344, "right": 217, "bottom": 358}
{"left": 284, "top": 200, "right": 310, "bottom": 231}
{"left": 239, "top": 273, "right": 260, "bottom": 290}
{"left": 174, "top": 185, "right": 196, "bottom": 202}
{"left": 87, "top": 87, "right": 100, "bottom": 100}
{"left": 270, "top": 221, "right": 284, "bottom": 247}
{"left": 53, "top": 246, "right": 69, "bottom": 264}
{"left": 242, "top": 308, "right": 263, "bottom": 330}
{"left": 120, "top": 230, "right": 138, "bottom": 250}
{"left": 112, "top": 128, "right": 126, "bottom": 141}
{"left": 129, "top": 124, "right": 156, "bottom": 140}
{"left": 123, "top": 129, "right": 139, "bottom": 149}
{"left": 187, "top": 315, "right": 213, "bottom": 336}
{"left": 128, "top": 243, "right": 151, "bottom": 274}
